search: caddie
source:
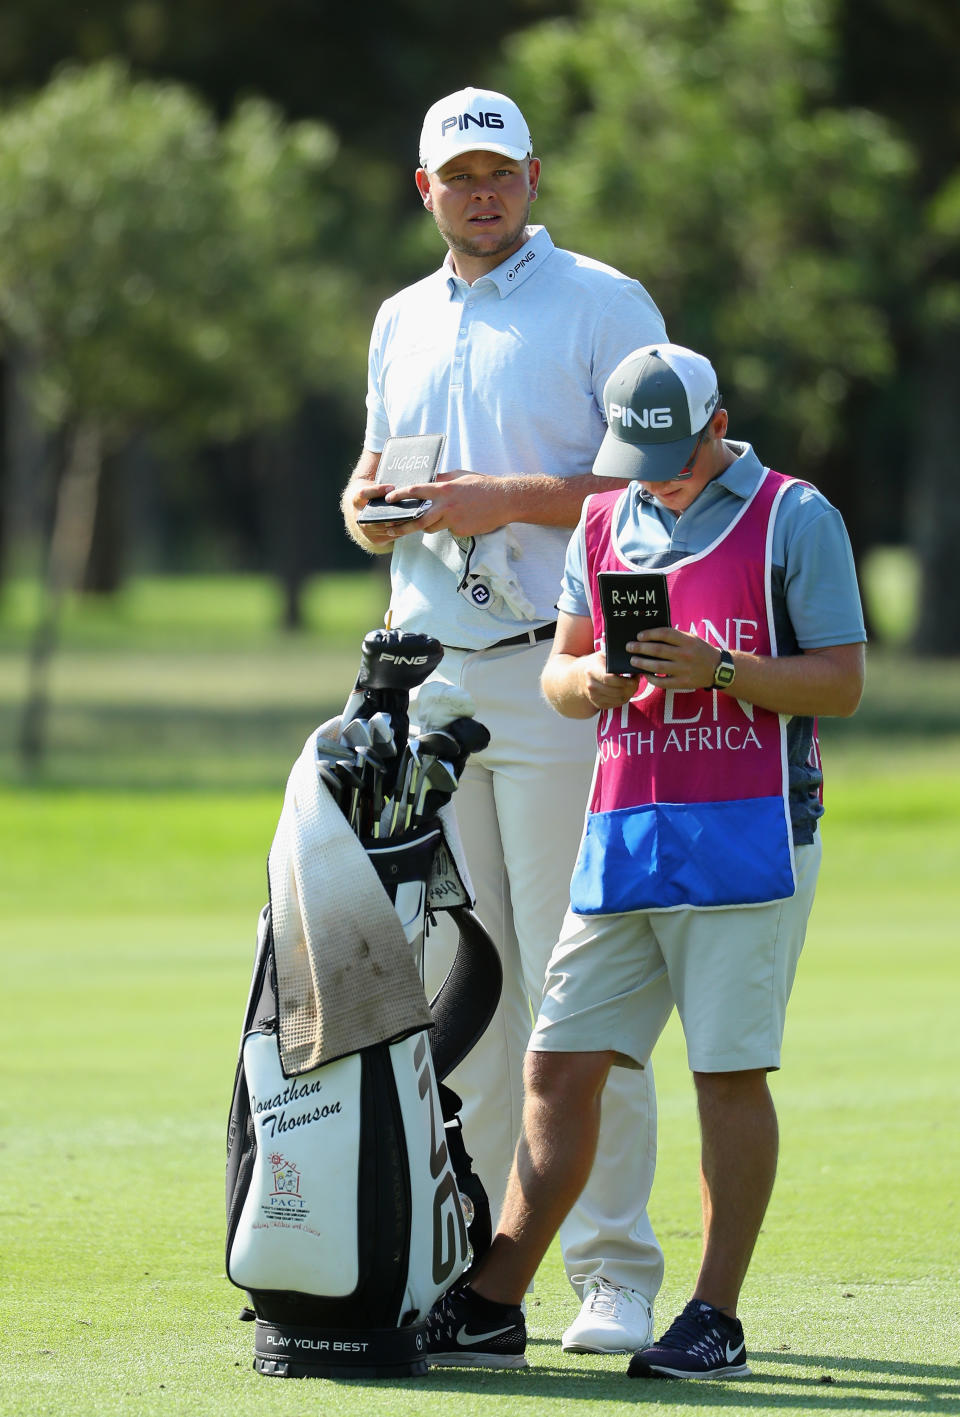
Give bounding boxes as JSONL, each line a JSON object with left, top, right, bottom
{"left": 424, "top": 342, "right": 866, "bottom": 1377}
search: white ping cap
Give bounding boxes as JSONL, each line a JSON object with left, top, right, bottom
{"left": 419, "top": 87, "right": 532, "bottom": 173}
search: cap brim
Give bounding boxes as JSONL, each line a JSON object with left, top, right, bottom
{"left": 423, "top": 140, "right": 531, "bottom": 172}
{"left": 593, "top": 426, "right": 701, "bottom": 482}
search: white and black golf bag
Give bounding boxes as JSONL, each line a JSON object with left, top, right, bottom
{"left": 225, "top": 631, "right": 501, "bottom": 1379}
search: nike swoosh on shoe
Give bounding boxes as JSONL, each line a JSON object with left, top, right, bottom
{"left": 456, "top": 1324, "right": 515, "bottom": 1346}
{"left": 725, "top": 1341, "right": 746, "bottom": 1362}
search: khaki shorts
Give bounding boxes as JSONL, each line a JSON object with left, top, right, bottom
{"left": 530, "top": 836, "right": 822, "bottom": 1073}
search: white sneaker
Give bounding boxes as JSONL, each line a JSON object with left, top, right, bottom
{"left": 561, "top": 1277, "right": 654, "bottom": 1354}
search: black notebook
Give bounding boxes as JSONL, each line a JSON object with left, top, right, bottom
{"left": 597, "top": 571, "right": 671, "bottom": 675}
{"left": 356, "top": 433, "right": 445, "bottom": 525}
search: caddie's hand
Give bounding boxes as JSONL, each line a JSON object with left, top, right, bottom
{"left": 580, "top": 651, "right": 642, "bottom": 710}
{"left": 627, "top": 627, "right": 720, "bottom": 691}
{"left": 386, "top": 470, "right": 506, "bottom": 538}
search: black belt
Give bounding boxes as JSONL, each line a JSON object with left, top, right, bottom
{"left": 444, "top": 622, "right": 557, "bottom": 653}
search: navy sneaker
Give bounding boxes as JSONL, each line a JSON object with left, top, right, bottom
{"left": 627, "top": 1299, "right": 751, "bottom": 1380}
{"left": 426, "top": 1284, "right": 527, "bottom": 1369}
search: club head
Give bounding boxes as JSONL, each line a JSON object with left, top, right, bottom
{"left": 427, "top": 758, "right": 458, "bottom": 793}
{"left": 341, "top": 717, "right": 374, "bottom": 750}
{"left": 315, "top": 734, "right": 358, "bottom": 764}
{"left": 445, "top": 717, "right": 491, "bottom": 759}
{"left": 416, "top": 729, "right": 461, "bottom": 760}
{"left": 367, "top": 712, "right": 397, "bottom": 757}
{"left": 412, "top": 758, "right": 459, "bottom": 826}
{"left": 355, "top": 743, "right": 383, "bottom": 772}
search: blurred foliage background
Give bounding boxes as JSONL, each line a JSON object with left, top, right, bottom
{"left": 0, "top": 0, "right": 958, "bottom": 772}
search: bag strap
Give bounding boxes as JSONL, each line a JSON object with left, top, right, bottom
{"left": 427, "top": 903, "right": 502, "bottom": 1083}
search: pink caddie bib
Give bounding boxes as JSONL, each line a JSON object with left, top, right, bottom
{"left": 570, "top": 469, "right": 813, "bottom": 913}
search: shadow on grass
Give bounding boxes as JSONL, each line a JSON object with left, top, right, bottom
{"left": 384, "top": 1345, "right": 960, "bottom": 1409}
{"left": 0, "top": 700, "right": 345, "bottom": 791}
{"left": 2, "top": 644, "right": 958, "bottom": 792}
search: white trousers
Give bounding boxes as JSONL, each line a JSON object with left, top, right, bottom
{"left": 417, "top": 640, "right": 664, "bottom": 1301}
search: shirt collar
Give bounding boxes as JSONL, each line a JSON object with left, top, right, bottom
{"left": 442, "top": 225, "right": 553, "bottom": 298}
{"left": 713, "top": 441, "right": 766, "bottom": 499}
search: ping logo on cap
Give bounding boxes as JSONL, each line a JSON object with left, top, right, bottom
{"left": 610, "top": 404, "right": 673, "bottom": 430}
{"left": 440, "top": 111, "right": 507, "bottom": 138}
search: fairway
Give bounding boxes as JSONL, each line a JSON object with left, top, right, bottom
{"left": 2, "top": 574, "right": 959, "bottom": 1416}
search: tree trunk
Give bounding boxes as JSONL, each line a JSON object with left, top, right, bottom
{"left": 83, "top": 443, "right": 125, "bottom": 593}
{"left": 0, "top": 357, "right": 8, "bottom": 594}
{"left": 19, "top": 420, "right": 102, "bottom": 772}
{"left": 909, "top": 327, "right": 960, "bottom": 656}
{"left": 256, "top": 423, "right": 306, "bottom": 631}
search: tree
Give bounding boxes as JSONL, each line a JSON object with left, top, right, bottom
{"left": 500, "top": 0, "right": 960, "bottom": 653}
{"left": 837, "top": 0, "right": 960, "bottom": 653}
{"left": 0, "top": 60, "right": 362, "bottom": 768}
{"left": 502, "top": 0, "right": 912, "bottom": 470}
{"left": 0, "top": 0, "right": 577, "bottom": 159}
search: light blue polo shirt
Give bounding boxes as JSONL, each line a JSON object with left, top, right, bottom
{"left": 364, "top": 225, "right": 667, "bottom": 648}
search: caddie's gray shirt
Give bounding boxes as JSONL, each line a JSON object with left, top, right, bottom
{"left": 364, "top": 225, "right": 667, "bottom": 648}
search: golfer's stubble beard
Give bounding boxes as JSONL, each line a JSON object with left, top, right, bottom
{"left": 434, "top": 198, "right": 532, "bottom": 264}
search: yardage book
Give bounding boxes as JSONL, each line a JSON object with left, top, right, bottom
{"left": 597, "top": 570, "right": 671, "bottom": 675}
{"left": 356, "top": 433, "right": 445, "bottom": 525}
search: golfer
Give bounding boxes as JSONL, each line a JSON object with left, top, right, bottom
{"left": 341, "top": 86, "right": 669, "bottom": 1353}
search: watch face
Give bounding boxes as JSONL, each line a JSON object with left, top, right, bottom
{"left": 714, "top": 652, "right": 735, "bottom": 688}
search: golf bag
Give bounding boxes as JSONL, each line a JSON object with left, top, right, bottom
{"left": 225, "top": 631, "right": 502, "bottom": 1379}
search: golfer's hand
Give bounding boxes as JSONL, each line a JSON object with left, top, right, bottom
{"left": 579, "top": 652, "right": 642, "bottom": 710}
{"left": 386, "top": 471, "right": 505, "bottom": 538}
{"left": 349, "top": 480, "right": 406, "bottom": 548}
{"left": 627, "top": 627, "right": 718, "bottom": 690}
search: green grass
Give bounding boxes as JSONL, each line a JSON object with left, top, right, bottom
{"left": 0, "top": 571, "right": 390, "bottom": 788}
{"left": 1, "top": 568, "right": 959, "bottom": 1414}
{"left": 1, "top": 564, "right": 959, "bottom": 790}
{"left": 2, "top": 778, "right": 958, "bottom": 1416}
{"left": 0, "top": 571, "right": 391, "bottom": 650}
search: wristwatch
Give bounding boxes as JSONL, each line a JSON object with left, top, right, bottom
{"left": 712, "top": 648, "right": 736, "bottom": 690}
